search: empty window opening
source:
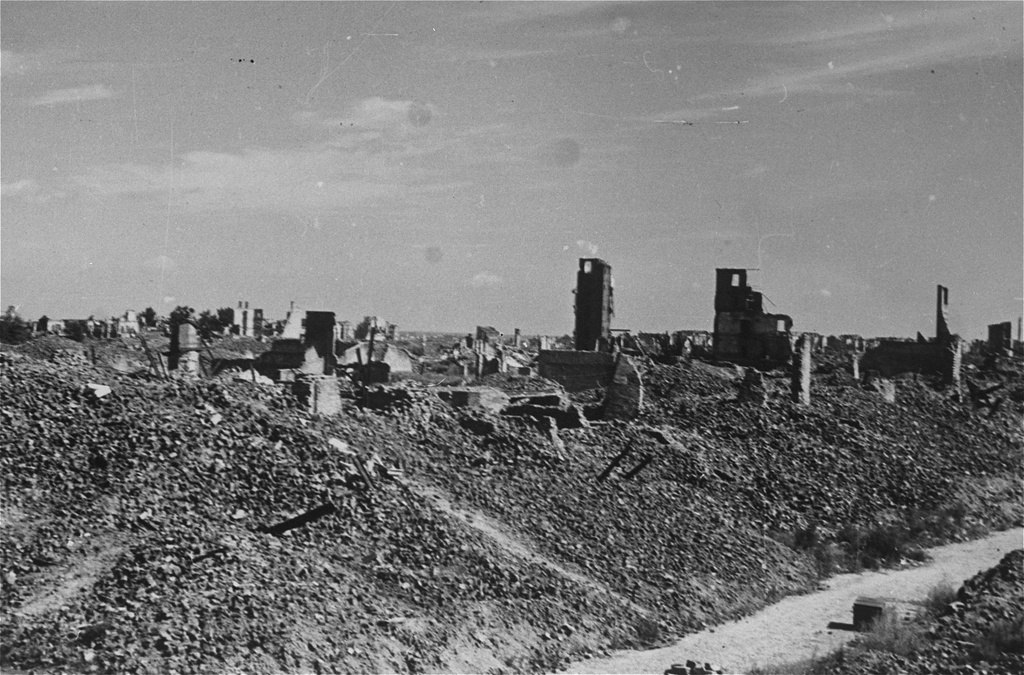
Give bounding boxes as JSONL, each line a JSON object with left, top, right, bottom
{"left": 777, "top": 319, "right": 786, "bottom": 332}
{"left": 731, "top": 273, "right": 740, "bottom": 287}
{"left": 584, "top": 261, "right": 593, "bottom": 273}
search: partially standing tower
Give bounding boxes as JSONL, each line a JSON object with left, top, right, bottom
{"left": 574, "top": 258, "right": 614, "bottom": 351}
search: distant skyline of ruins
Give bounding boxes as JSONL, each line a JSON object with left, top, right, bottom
{"left": 2, "top": 2, "right": 1021, "bottom": 339}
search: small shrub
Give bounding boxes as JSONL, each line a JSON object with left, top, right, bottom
{"left": 793, "top": 522, "right": 821, "bottom": 550}
{"left": 923, "top": 581, "right": 958, "bottom": 618}
{"left": 634, "top": 617, "right": 661, "bottom": 645}
{"left": 858, "top": 608, "right": 927, "bottom": 656}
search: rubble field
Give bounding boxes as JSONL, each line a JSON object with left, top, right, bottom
{"left": 1, "top": 336, "right": 1021, "bottom": 674}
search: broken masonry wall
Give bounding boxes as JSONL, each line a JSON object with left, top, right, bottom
{"left": 712, "top": 268, "right": 792, "bottom": 367}
{"left": 713, "top": 311, "right": 793, "bottom": 366}
{"left": 860, "top": 341, "right": 951, "bottom": 379}
{"left": 292, "top": 374, "right": 342, "bottom": 415}
{"left": 303, "top": 310, "right": 337, "bottom": 375}
{"left": 537, "top": 350, "right": 616, "bottom": 393}
{"left": 603, "top": 354, "right": 643, "bottom": 420}
{"left": 574, "top": 258, "right": 614, "bottom": 352}
{"left": 714, "top": 268, "right": 762, "bottom": 313}
{"left": 381, "top": 346, "right": 414, "bottom": 373}
{"left": 988, "top": 322, "right": 1013, "bottom": 354}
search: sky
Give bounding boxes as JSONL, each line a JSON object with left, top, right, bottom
{"left": 2, "top": 1, "right": 1021, "bottom": 339}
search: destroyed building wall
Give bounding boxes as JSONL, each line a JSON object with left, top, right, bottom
{"left": 303, "top": 310, "right": 337, "bottom": 375}
{"left": 337, "top": 343, "right": 413, "bottom": 374}
{"left": 861, "top": 284, "right": 962, "bottom": 384}
{"left": 574, "top": 258, "right": 613, "bottom": 352}
{"left": 537, "top": 350, "right": 616, "bottom": 392}
{"left": 988, "top": 322, "right": 1013, "bottom": 353}
{"left": 936, "top": 285, "right": 950, "bottom": 342}
{"left": 860, "top": 341, "right": 945, "bottom": 377}
{"left": 476, "top": 326, "right": 501, "bottom": 344}
{"left": 281, "top": 305, "right": 305, "bottom": 339}
{"left": 712, "top": 269, "right": 792, "bottom": 367}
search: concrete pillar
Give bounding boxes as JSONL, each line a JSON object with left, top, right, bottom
{"left": 738, "top": 368, "right": 767, "bottom": 407}
{"left": 791, "top": 334, "right": 811, "bottom": 405}
{"left": 851, "top": 352, "right": 861, "bottom": 380}
{"left": 945, "top": 336, "right": 962, "bottom": 387}
{"left": 170, "top": 322, "right": 201, "bottom": 376}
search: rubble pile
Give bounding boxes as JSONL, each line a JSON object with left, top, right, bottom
{"left": 824, "top": 549, "right": 1023, "bottom": 674}
{"left": 1, "top": 343, "right": 1020, "bottom": 673}
{"left": 0, "top": 354, "right": 640, "bottom": 674}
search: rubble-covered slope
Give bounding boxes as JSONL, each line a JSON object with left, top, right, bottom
{"left": 1, "top": 347, "right": 1021, "bottom": 674}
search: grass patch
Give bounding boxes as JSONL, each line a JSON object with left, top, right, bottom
{"left": 922, "top": 581, "right": 958, "bottom": 618}
{"left": 973, "top": 617, "right": 1024, "bottom": 661}
{"left": 858, "top": 608, "right": 927, "bottom": 656}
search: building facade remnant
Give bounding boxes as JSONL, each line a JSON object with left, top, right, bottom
{"left": 860, "top": 285, "right": 962, "bottom": 385}
{"left": 936, "top": 285, "right": 950, "bottom": 342}
{"left": 303, "top": 310, "right": 337, "bottom": 375}
{"left": 712, "top": 269, "right": 792, "bottom": 367}
{"left": 988, "top": 322, "right": 1013, "bottom": 354}
{"left": 574, "top": 258, "right": 614, "bottom": 352}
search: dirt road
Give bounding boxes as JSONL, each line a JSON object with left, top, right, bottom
{"left": 563, "top": 528, "right": 1023, "bottom": 674}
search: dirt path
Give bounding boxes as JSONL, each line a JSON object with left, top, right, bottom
{"left": 563, "top": 528, "right": 1023, "bottom": 674}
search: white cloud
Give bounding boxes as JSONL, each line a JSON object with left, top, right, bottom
{"left": 1, "top": 178, "right": 63, "bottom": 203}
{"left": 576, "top": 240, "right": 599, "bottom": 256}
{"left": 294, "top": 97, "right": 436, "bottom": 136}
{"left": 470, "top": 272, "right": 503, "bottom": 287}
{"left": 1, "top": 179, "right": 39, "bottom": 196}
{"left": 75, "top": 146, "right": 403, "bottom": 213}
{"left": 27, "top": 85, "right": 116, "bottom": 107}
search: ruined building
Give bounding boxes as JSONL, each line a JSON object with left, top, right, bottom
{"left": 712, "top": 268, "right": 792, "bottom": 367}
{"left": 574, "top": 258, "right": 614, "bottom": 352}
{"left": 231, "top": 301, "right": 263, "bottom": 339}
{"left": 860, "top": 284, "right": 962, "bottom": 384}
{"left": 988, "top": 321, "right": 1013, "bottom": 354}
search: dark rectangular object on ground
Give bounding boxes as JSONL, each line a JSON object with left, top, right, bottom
{"left": 853, "top": 596, "right": 886, "bottom": 631}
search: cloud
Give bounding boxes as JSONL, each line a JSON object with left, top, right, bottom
{"left": 2, "top": 179, "right": 39, "bottom": 197}
{"left": 295, "top": 97, "right": 436, "bottom": 134}
{"left": 27, "top": 85, "right": 116, "bottom": 107}
{"left": 1, "top": 178, "right": 63, "bottom": 203}
{"left": 71, "top": 96, "right": 508, "bottom": 217}
{"left": 470, "top": 272, "right": 503, "bottom": 288}
{"left": 698, "top": 4, "right": 1017, "bottom": 104}
{"left": 76, "top": 145, "right": 407, "bottom": 213}
{"left": 576, "top": 240, "right": 600, "bottom": 257}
